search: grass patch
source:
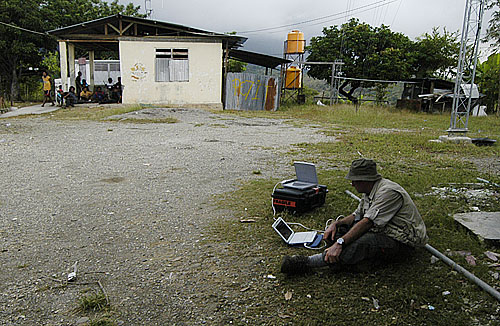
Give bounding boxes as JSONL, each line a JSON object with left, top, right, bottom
{"left": 47, "top": 104, "right": 181, "bottom": 124}
{"left": 77, "top": 292, "right": 109, "bottom": 313}
{"left": 89, "top": 317, "right": 117, "bottom": 326}
{"left": 209, "top": 123, "right": 228, "bottom": 128}
{"left": 49, "top": 104, "right": 144, "bottom": 121}
{"left": 210, "top": 104, "right": 500, "bottom": 325}
{"left": 106, "top": 117, "right": 179, "bottom": 124}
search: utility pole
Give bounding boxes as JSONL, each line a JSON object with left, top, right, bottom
{"left": 448, "top": 0, "right": 486, "bottom": 134}
{"left": 331, "top": 60, "right": 344, "bottom": 104}
{"left": 145, "top": 0, "right": 153, "bottom": 18}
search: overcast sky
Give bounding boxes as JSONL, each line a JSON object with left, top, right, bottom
{"left": 123, "top": 0, "right": 495, "bottom": 58}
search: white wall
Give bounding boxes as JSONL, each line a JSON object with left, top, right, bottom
{"left": 119, "top": 40, "right": 223, "bottom": 107}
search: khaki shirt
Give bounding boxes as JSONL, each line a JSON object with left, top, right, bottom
{"left": 354, "top": 178, "right": 428, "bottom": 247}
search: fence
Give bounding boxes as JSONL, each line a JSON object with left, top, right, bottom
{"left": 225, "top": 73, "right": 279, "bottom": 111}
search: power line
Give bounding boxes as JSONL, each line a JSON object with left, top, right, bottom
{"left": 239, "top": 0, "right": 398, "bottom": 34}
{"left": 0, "top": 21, "right": 52, "bottom": 37}
{"left": 391, "top": 0, "right": 404, "bottom": 26}
{"left": 243, "top": 0, "right": 398, "bottom": 36}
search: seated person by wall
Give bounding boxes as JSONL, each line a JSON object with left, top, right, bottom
{"left": 105, "top": 78, "right": 114, "bottom": 95}
{"left": 80, "top": 87, "right": 93, "bottom": 102}
{"left": 92, "top": 86, "right": 106, "bottom": 103}
{"left": 63, "top": 86, "right": 78, "bottom": 107}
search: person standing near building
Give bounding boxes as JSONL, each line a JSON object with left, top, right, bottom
{"left": 75, "top": 71, "right": 82, "bottom": 100}
{"left": 41, "top": 71, "right": 55, "bottom": 107}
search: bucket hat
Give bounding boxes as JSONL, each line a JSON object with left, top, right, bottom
{"left": 345, "top": 158, "right": 382, "bottom": 181}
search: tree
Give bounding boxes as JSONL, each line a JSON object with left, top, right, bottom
{"left": 0, "top": 0, "right": 143, "bottom": 101}
{"left": 0, "top": 0, "right": 45, "bottom": 100}
{"left": 485, "top": 0, "right": 500, "bottom": 49}
{"left": 307, "top": 19, "right": 414, "bottom": 103}
{"left": 307, "top": 20, "right": 459, "bottom": 104}
{"left": 482, "top": 0, "right": 500, "bottom": 114}
{"left": 476, "top": 53, "right": 500, "bottom": 113}
{"left": 413, "top": 27, "right": 459, "bottom": 79}
{"left": 228, "top": 59, "right": 247, "bottom": 73}
{"left": 40, "top": 0, "right": 144, "bottom": 31}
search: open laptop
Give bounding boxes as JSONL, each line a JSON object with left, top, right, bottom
{"left": 272, "top": 217, "right": 317, "bottom": 245}
{"left": 282, "top": 162, "right": 318, "bottom": 190}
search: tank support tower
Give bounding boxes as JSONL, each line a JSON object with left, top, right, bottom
{"left": 281, "top": 30, "right": 306, "bottom": 104}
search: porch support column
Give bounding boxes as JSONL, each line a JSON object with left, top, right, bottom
{"left": 58, "top": 41, "right": 68, "bottom": 91}
{"left": 68, "top": 43, "right": 75, "bottom": 87}
{"left": 89, "top": 50, "right": 95, "bottom": 91}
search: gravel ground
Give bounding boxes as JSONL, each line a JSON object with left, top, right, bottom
{"left": 0, "top": 108, "right": 335, "bottom": 325}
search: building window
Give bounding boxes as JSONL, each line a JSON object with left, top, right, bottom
{"left": 95, "top": 63, "right": 108, "bottom": 71}
{"left": 155, "top": 48, "right": 189, "bottom": 82}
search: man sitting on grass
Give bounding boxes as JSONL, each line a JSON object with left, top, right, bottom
{"left": 281, "top": 158, "right": 428, "bottom": 274}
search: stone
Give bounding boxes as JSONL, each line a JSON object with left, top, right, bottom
{"left": 454, "top": 212, "right": 500, "bottom": 245}
{"left": 76, "top": 317, "right": 90, "bottom": 325}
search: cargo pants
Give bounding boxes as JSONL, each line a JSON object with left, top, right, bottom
{"left": 325, "top": 224, "right": 413, "bottom": 271}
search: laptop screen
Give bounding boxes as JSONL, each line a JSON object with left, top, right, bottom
{"left": 294, "top": 162, "right": 318, "bottom": 184}
{"left": 275, "top": 219, "right": 293, "bottom": 241}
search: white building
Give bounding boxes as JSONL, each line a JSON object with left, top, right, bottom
{"left": 48, "top": 14, "right": 246, "bottom": 109}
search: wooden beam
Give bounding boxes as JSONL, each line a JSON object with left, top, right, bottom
{"left": 122, "top": 22, "right": 134, "bottom": 35}
{"left": 59, "top": 34, "right": 119, "bottom": 40}
{"left": 119, "top": 18, "right": 123, "bottom": 35}
{"left": 104, "top": 24, "right": 108, "bottom": 35}
{"left": 60, "top": 39, "right": 118, "bottom": 43}
{"left": 107, "top": 23, "right": 120, "bottom": 34}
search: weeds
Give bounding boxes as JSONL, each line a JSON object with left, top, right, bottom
{"left": 77, "top": 292, "right": 109, "bottom": 313}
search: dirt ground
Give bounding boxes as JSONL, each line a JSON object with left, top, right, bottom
{"left": 0, "top": 108, "right": 335, "bottom": 325}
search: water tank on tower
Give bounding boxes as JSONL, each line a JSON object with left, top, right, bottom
{"left": 285, "top": 67, "right": 301, "bottom": 89}
{"left": 286, "top": 30, "right": 305, "bottom": 54}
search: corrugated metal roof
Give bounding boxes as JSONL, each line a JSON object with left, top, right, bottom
{"left": 229, "top": 49, "right": 291, "bottom": 69}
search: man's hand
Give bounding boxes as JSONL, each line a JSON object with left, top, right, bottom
{"left": 324, "top": 214, "right": 355, "bottom": 243}
{"left": 324, "top": 243, "right": 342, "bottom": 264}
{"left": 323, "top": 222, "right": 337, "bottom": 243}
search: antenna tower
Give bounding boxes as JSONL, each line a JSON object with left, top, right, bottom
{"left": 145, "top": 0, "right": 153, "bottom": 18}
{"left": 449, "top": 0, "right": 486, "bottom": 134}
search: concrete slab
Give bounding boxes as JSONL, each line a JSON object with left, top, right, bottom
{"left": 0, "top": 104, "right": 61, "bottom": 118}
{"left": 454, "top": 211, "right": 500, "bottom": 245}
{"left": 439, "top": 135, "right": 472, "bottom": 144}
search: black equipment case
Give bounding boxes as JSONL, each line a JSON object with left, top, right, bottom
{"left": 272, "top": 185, "right": 328, "bottom": 214}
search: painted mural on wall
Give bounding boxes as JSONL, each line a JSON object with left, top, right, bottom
{"left": 225, "top": 73, "right": 279, "bottom": 111}
{"left": 130, "top": 63, "right": 148, "bottom": 81}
